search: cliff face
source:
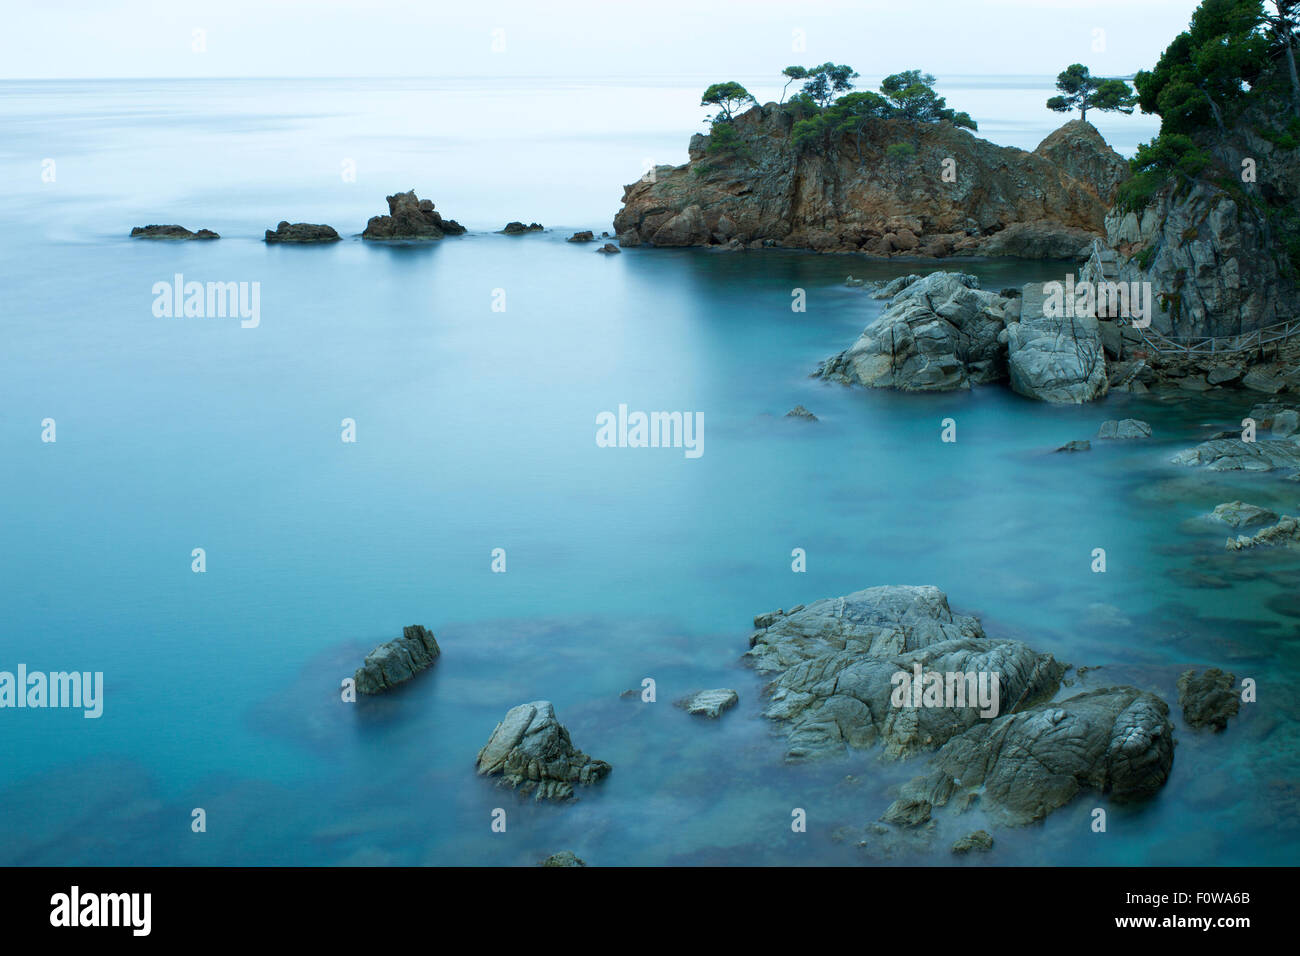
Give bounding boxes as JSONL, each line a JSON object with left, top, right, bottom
{"left": 613, "top": 104, "right": 1123, "bottom": 258}
{"left": 1104, "top": 77, "right": 1300, "bottom": 338}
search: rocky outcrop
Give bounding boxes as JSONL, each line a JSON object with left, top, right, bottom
{"left": 1171, "top": 439, "right": 1300, "bottom": 472}
{"left": 1097, "top": 419, "right": 1151, "bottom": 439}
{"left": 475, "top": 700, "right": 610, "bottom": 801}
{"left": 816, "top": 272, "right": 1013, "bottom": 392}
{"left": 675, "top": 689, "right": 738, "bottom": 718}
{"left": 785, "top": 405, "right": 818, "bottom": 421}
{"left": 1208, "top": 501, "right": 1279, "bottom": 528}
{"left": 1006, "top": 312, "right": 1109, "bottom": 404}
{"left": 596, "top": 243, "right": 621, "bottom": 254}
{"left": 501, "top": 221, "right": 543, "bottom": 234}
{"left": 614, "top": 105, "right": 1114, "bottom": 257}
{"left": 354, "top": 625, "right": 441, "bottom": 694}
{"left": 747, "top": 585, "right": 1174, "bottom": 826}
{"left": 361, "top": 190, "right": 465, "bottom": 240}
{"left": 566, "top": 231, "right": 595, "bottom": 243}
{"left": 890, "top": 686, "right": 1174, "bottom": 826}
{"left": 130, "top": 224, "right": 218, "bottom": 240}
{"left": 1032, "top": 120, "right": 1130, "bottom": 203}
{"left": 264, "top": 221, "right": 340, "bottom": 243}
{"left": 1177, "top": 668, "right": 1240, "bottom": 731}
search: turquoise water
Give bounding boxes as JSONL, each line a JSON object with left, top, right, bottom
{"left": 1, "top": 79, "right": 1294, "bottom": 866}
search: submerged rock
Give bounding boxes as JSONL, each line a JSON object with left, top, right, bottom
{"left": 538, "top": 850, "right": 586, "bottom": 867}
{"left": 361, "top": 190, "right": 465, "bottom": 240}
{"left": 785, "top": 405, "right": 818, "bottom": 421}
{"left": 675, "top": 688, "right": 738, "bottom": 718}
{"left": 130, "top": 224, "right": 218, "bottom": 240}
{"left": 1208, "top": 501, "right": 1279, "bottom": 529}
{"left": 476, "top": 700, "right": 610, "bottom": 801}
{"left": 1226, "top": 515, "right": 1300, "bottom": 551}
{"left": 1097, "top": 419, "right": 1151, "bottom": 439}
{"left": 1171, "top": 439, "right": 1300, "bottom": 472}
{"left": 951, "top": 830, "right": 994, "bottom": 854}
{"left": 354, "top": 625, "right": 441, "bottom": 694}
{"left": 501, "top": 221, "right": 543, "bottom": 234}
{"left": 1056, "top": 440, "right": 1091, "bottom": 453}
{"left": 1177, "top": 668, "right": 1240, "bottom": 731}
{"left": 264, "top": 221, "right": 340, "bottom": 243}
{"left": 816, "top": 272, "right": 1012, "bottom": 392}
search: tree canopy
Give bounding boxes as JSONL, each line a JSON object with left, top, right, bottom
{"left": 700, "top": 82, "right": 756, "bottom": 123}
{"left": 1045, "top": 64, "right": 1138, "bottom": 121}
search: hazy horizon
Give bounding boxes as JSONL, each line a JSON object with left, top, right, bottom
{"left": 2, "top": 0, "right": 1203, "bottom": 80}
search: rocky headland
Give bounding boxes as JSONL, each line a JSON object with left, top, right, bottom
{"left": 613, "top": 105, "right": 1123, "bottom": 258}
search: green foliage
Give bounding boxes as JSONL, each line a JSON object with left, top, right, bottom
{"left": 885, "top": 142, "right": 917, "bottom": 163}
{"left": 1114, "top": 134, "right": 1214, "bottom": 212}
{"left": 700, "top": 82, "right": 756, "bottom": 122}
{"left": 798, "top": 63, "right": 859, "bottom": 108}
{"left": 1046, "top": 64, "right": 1138, "bottom": 120}
{"left": 779, "top": 65, "right": 809, "bottom": 104}
{"left": 1136, "top": 244, "right": 1158, "bottom": 269}
{"left": 880, "top": 70, "right": 978, "bottom": 129}
{"left": 1134, "top": 0, "right": 1269, "bottom": 135}
{"left": 705, "top": 118, "right": 748, "bottom": 159}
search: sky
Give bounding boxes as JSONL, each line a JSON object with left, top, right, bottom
{"left": 1, "top": 0, "right": 1207, "bottom": 80}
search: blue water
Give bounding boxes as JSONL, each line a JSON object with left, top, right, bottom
{"left": 1, "top": 78, "right": 1294, "bottom": 866}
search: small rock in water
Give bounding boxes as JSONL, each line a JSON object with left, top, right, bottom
{"left": 845, "top": 276, "right": 866, "bottom": 287}
{"left": 1056, "top": 440, "right": 1091, "bottom": 453}
{"left": 951, "top": 830, "right": 994, "bottom": 854}
{"left": 1177, "top": 668, "right": 1240, "bottom": 731}
{"left": 476, "top": 700, "right": 610, "bottom": 801}
{"left": 595, "top": 243, "right": 620, "bottom": 254}
{"left": 566, "top": 230, "right": 596, "bottom": 242}
{"left": 1097, "top": 419, "right": 1152, "bottom": 439}
{"left": 785, "top": 405, "right": 818, "bottom": 422}
{"left": 264, "top": 221, "right": 340, "bottom": 243}
{"left": 538, "top": 850, "right": 586, "bottom": 867}
{"left": 130, "top": 224, "right": 219, "bottom": 240}
{"left": 675, "top": 688, "right": 739, "bottom": 718}
{"left": 500, "top": 221, "right": 543, "bottom": 234}
{"left": 354, "top": 625, "right": 441, "bottom": 694}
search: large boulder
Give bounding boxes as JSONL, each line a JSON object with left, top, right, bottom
{"left": 892, "top": 686, "right": 1174, "bottom": 826}
{"left": 361, "top": 190, "right": 465, "bottom": 240}
{"left": 816, "top": 272, "right": 1012, "bottom": 392}
{"left": 475, "top": 700, "right": 610, "bottom": 801}
{"left": 1006, "top": 297, "right": 1109, "bottom": 404}
{"left": 747, "top": 585, "right": 1174, "bottom": 826}
{"left": 1208, "top": 501, "right": 1279, "bottom": 528}
{"left": 354, "top": 625, "right": 441, "bottom": 694}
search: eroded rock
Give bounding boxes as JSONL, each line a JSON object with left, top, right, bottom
{"left": 361, "top": 190, "right": 465, "bottom": 240}
{"left": 354, "top": 625, "right": 441, "bottom": 694}
{"left": 130, "top": 224, "right": 218, "bottom": 240}
{"left": 476, "top": 700, "right": 610, "bottom": 801}
{"left": 265, "top": 221, "right": 340, "bottom": 243}
{"left": 676, "top": 688, "right": 739, "bottom": 718}
{"left": 1177, "top": 668, "right": 1240, "bottom": 731}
